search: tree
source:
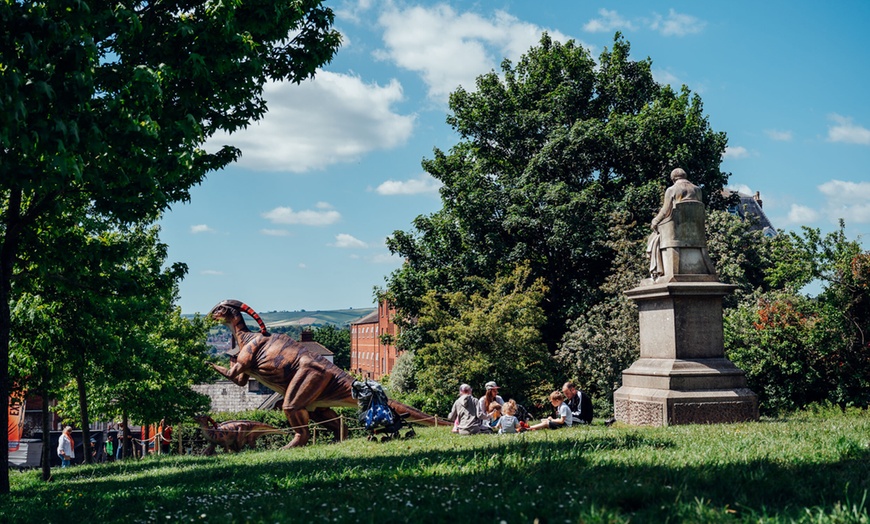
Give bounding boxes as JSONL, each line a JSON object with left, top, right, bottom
{"left": 313, "top": 324, "right": 351, "bottom": 370}
{"left": 385, "top": 33, "right": 729, "bottom": 355}
{"left": 1, "top": 0, "right": 340, "bottom": 492}
{"left": 412, "top": 263, "right": 554, "bottom": 410}
{"left": 725, "top": 223, "right": 870, "bottom": 414}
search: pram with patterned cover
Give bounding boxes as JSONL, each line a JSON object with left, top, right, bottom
{"left": 351, "top": 379, "right": 416, "bottom": 441}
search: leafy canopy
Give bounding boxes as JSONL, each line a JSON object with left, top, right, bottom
{"left": 385, "top": 33, "right": 729, "bottom": 353}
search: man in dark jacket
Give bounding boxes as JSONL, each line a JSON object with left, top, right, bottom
{"left": 562, "top": 382, "right": 593, "bottom": 425}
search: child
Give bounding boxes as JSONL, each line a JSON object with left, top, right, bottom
{"left": 528, "top": 391, "right": 573, "bottom": 431}
{"left": 495, "top": 400, "right": 520, "bottom": 434}
{"left": 488, "top": 403, "right": 502, "bottom": 428}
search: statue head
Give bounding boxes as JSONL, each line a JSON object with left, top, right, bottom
{"left": 670, "top": 168, "right": 688, "bottom": 182}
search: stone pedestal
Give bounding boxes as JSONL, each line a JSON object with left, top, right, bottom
{"left": 613, "top": 282, "right": 758, "bottom": 426}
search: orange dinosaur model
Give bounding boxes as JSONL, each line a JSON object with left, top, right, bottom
{"left": 193, "top": 414, "right": 284, "bottom": 455}
{"left": 208, "top": 299, "right": 445, "bottom": 447}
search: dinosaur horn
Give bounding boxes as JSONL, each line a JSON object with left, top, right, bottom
{"left": 240, "top": 303, "right": 269, "bottom": 335}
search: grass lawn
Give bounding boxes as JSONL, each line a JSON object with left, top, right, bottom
{"left": 3, "top": 407, "right": 869, "bottom": 523}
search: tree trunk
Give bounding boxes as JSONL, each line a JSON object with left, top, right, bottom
{"left": 122, "top": 411, "right": 130, "bottom": 459}
{"left": 0, "top": 188, "right": 23, "bottom": 495}
{"left": 40, "top": 383, "right": 52, "bottom": 482}
{"left": 75, "top": 371, "right": 92, "bottom": 465}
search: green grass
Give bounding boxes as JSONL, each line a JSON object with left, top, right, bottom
{"left": 4, "top": 408, "right": 869, "bottom": 523}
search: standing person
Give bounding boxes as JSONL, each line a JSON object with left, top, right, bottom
{"left": 57, "top": 426, "right": 75, "bottom": 468}
{"left": 159, "top": 419, "right": 173, "bottom": 454}
{"left": 448, "top": 384, "right": 482, "bottom": 435}
{"left": 477, "top": 381, "right": 504, "bottom": 432}
{"left": 528, "top": 391, "right": 573, "bottom": 431}
{"left": 562, "top": 382, "right": 593, "bottom": 425}
{"left": 494, "top": 400, "right": 521, "bottom": 434}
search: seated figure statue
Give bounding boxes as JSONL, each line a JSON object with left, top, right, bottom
{"left": 646, "top": 168, "right": 717, "bottom": 283}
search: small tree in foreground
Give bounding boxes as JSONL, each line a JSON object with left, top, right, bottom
{"left": 413, "top": 263, "right": 554, "bottom": 411}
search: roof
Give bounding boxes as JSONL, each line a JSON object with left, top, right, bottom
{"left": 723, "top": 189, "right": 777, "bottom": 237}
{"left": 298, "top": 330, "right": 334, "bottom": 356}
{"left": 351, "top": 310, "right": 379, "bottom": 325}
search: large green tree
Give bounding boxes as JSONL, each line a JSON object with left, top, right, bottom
{"left": 1, "top": 0, "right": 339, "bottom": 493}
{"left": 385, "top": 33, "right": 729, "bottom": 355}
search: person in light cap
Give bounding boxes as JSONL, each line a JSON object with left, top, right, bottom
{"left": 478, "top": 381, "right": 504, "bottom": 433}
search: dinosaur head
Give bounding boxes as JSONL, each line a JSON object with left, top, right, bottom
{"left": 209, "top": 299, "right": 270, "bottom": 335}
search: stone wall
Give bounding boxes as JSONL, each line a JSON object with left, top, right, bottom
{"left": 192, "top": 380, "right": 281, "bottom": 413}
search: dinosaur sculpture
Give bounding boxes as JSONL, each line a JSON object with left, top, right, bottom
{"left": 193, "top": 415, "right": 285, "bottom": 455}
{"left": 207, "top": 299, "right": 446, "bottom": 447}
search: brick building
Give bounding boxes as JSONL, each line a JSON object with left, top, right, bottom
{"left": 350, "top": 300, "right": 400, "bottom": 379}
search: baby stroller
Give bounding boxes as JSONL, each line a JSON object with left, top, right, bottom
{"left": 351, "top": 379, "right": 415, "bottom": 442}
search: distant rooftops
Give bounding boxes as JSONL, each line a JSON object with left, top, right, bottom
{"left": 722, "top": 189, "right": 777, "bottom": 237}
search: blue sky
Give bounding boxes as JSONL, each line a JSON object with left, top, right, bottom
{"left": 159, "top": 0, "right": 870, "bottom": 315}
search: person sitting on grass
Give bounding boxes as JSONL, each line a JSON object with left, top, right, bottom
{"left": 528, "top": 391, "right": 573, "bottom": 431}
{"left": 488, "top": 403, "right": 502, "bottom": 428}
{"left": 448, "top": 384, "right": 482, "bottom": 435}
{"left": 494, "top": 400, "right": 521, "bottom": 434}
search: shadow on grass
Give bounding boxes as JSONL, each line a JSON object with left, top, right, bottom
{"left": 5, "top": 429, "right": 869, "bottom": 523}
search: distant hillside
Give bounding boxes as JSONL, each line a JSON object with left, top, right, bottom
{"left": 255, "top": 308, "right": 376, "bottom": 329}
{"left": 192, "top": 307, "right": 376, "bottom": 330}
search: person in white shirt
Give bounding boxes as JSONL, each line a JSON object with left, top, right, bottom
{"left": 57, "top": 426, "right": 75, "bottom": 467}
{"left": 528, "top": 391, "right": 573, "bottom": 430}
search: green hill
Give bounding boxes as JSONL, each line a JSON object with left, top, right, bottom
{"left": 254, "top": 307, "right": 375, "bottom": 328}
{"left": 193, "top": 307, "right": 376, "bottom": 330}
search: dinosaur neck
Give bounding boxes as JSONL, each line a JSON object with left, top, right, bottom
{"left": 226, "top": 313, "right": 256, "bottom": 348}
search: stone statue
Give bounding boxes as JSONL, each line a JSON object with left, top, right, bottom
{"left": 645, "top": 168, "right": 717, "bottom": 283}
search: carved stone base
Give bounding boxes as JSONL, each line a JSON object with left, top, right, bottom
{"left": 614, "top": 386, "right": 758, "bottom": 426}
{"left": 615, "top": 281, "right": 759, "bottom": 426}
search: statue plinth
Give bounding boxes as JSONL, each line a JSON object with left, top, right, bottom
{"left": 614, "top": 282, "right": 758, "bottom": 426}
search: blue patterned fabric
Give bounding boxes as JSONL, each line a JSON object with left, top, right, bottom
{"left": 364, "top": 401, "right": 394, "bottom": 430}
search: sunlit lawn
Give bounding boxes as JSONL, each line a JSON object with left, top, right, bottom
{"left": 3, "top": 407, "right": 869, "bottom": 523}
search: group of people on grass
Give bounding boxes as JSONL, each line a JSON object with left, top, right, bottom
{"left": 447, "top": 380, "right": 592, "bottom": 435}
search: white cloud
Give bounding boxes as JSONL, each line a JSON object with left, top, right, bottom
{"left": 201, "top": 269, "right": 224, "bottom": 276}
{"left": 818, "top": 180, "right": 870, "bottom": 223}
{"left": 190, "top": 224, "right": 214, "bottom": 234}
{"left": 370, "top": 252, "right": 402, "bottom": 264}
{"left": 723, "top": 146, "right": 750, "bottom": 160}
{"left": 765, "top": 129, "right": 793, "bottom": 141}
{"left": 827, "top": 114, "right": 870, "bottom": 145}
{"left": 333, "top": 233, "right": 368, "bottom": 248}
{"left": 262, "top": 204, "right": 341, "bottom": 226}
{"left": 652, "top": 69, "right": 681, "bottom": 86}
{"left": 649, "top": 9, "right": 706, "bottom": 37}
{"left": 375, "top": 173, "right": 442, "bottom": 195}
{"left": 207, "top": 71, "right": 415, "bottom": 172}
{"left": 260, "top": 229, "right": 290, "bottom": 237}
{"left": 584, "top": 9, "right": 636, "bottom": 33}
{"left": 377, "top": 4, "right": 574, "bottom": 101}
{"left": 298, "top": 263, "right": 307, "bottom": 269}
{"left": 786, "top": 204, "right": 821, "bottom": 225}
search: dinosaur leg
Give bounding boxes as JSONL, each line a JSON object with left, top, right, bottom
{"left": 282, "top": 408, "right": 311, "bottom": 448}
{"left": 310, "top": 408, "right": 347, "bottom": 442}
{"left": 281, "top": 371, "right": 332, "bottom": 448}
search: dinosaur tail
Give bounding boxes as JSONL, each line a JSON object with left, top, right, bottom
{"left": 388, "top": 399, "right": 451, "bottom": 426}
